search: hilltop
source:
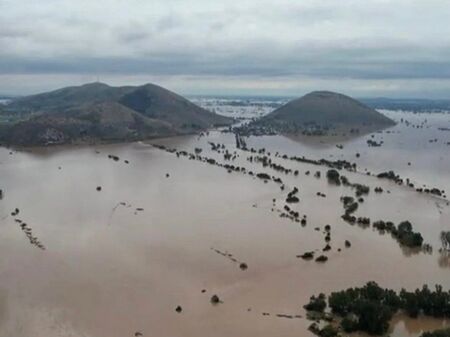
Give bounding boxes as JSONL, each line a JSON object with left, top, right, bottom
{"left": 0, "top": 83, "right": 232, "bottom": 146}
{"left": 262, "top": 91, "right": 394, "bottom": 127}
{"left": 234, "top": 91, "right": 395, "bottom": 138}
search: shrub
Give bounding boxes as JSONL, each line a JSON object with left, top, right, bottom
{"left": 327, "top": 169, "right": 341, "bottom": 185}
{"left": 304, "top": 294, "right": 327, "bottom": 312}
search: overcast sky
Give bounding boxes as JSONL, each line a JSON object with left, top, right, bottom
{"left": 1, "top": 0, "right": 450, "bottom": 97}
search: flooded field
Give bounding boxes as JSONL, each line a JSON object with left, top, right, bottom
{"left": 0, "top": 110, "right": 449, "bottom": 337}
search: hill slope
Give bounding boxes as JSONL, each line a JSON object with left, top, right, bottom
{"left": 1, "top": 83, "right": 232, "bottom": 146}
{"left": 261, "top": 91, "right": 395, "bottom": 127}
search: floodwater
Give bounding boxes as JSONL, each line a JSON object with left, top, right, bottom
{"left": 0, "top": 110, "right": 448, "bottom": 337}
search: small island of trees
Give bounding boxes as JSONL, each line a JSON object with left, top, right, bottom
{"left": 304, "top": 281, "right": 450, "bottom": 336}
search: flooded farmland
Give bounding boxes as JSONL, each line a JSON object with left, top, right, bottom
{"left": 0, "top": 108, "right": 449, "bottom": 337}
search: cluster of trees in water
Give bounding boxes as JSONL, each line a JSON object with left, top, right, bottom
{"left": 326, "top": 169, "right": 370, "bottom": 197}
{"left": 304, "top": 281, "right": 450, "bottom": 336}
{"left": 341, "top": 214, "right": 427, "bottom": 250}
{"left": 373, "top": 220, "right": 424, "bottom": 248}
{"left": 330, "top": 166, "right": 428, "bottom": 251}
{"left": 377, "top": 170, "right": 446, "bottom": 198}
{"left": 232, "top": 121, "right": 335, "bottom": 137}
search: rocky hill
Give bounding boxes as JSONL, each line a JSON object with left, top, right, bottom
{"left": 1, "top": 83, "right": 232, "bottom": 146}
{"left": 260, "top": 91, "right": 394, "bottom": 128}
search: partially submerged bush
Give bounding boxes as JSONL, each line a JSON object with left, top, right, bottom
{"left": 327, "top": 169, "right": 341, "bottom": 185}
{"left": 304, "top": 294, "right": 327, "bottom": 312}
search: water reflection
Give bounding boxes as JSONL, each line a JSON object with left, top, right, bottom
{"left": 284, "top": 124, "right": 394, "bottom": 149}
{"left": 390, "top": 315, "right": 449, "bottom": 337}
{"left": 438, "top": 251, "right": 450, "bottom": 268}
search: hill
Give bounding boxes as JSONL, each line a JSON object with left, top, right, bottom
{"left": 261, "top": 91, "right": 395, "bottom": 128}
{"left": 1, "top": 83, "right": 232, "bottom": 146}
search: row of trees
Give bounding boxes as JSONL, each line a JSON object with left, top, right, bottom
{"left": 373, "top": 220, "right": 424, "bottom": 248}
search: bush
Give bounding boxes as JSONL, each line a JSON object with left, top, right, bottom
{"left": 354, "top": 184, "right": 370, "bottom": 196}
{"left": 304, "top": 294, "right": 327, "bottom": 312}
{"left": 318, "top": 324, "right": 339, "bottom": 337}
{"left": 341, "top": 315, "right": 359, "bottom": 333}
{"left": 396, "top": 221, "right": 424, "bottom": 247}
{"left": 355, "top": 299, "right": 393, "bottom": 335}
{"left": 327, "top": 169, "right": 341, "bottom": 185}
{"left": 345, "top": 202, "right": 358, "bottom": 214}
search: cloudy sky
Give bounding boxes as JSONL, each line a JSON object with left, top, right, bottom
{"left": 1, "top": 0, "right": 450, "bottom": 97}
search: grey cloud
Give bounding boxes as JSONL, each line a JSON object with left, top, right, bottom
{"left": 1, "top": 0, "right": 450, "bottom": 96}
{"left": 2, "top": 42, "right": 450, "bottom": 80}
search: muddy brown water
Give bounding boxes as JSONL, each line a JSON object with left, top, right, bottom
{"left": 0, "top": 111, "right": 448, "bottom": 337}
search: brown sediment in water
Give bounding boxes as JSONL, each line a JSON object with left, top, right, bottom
{"left": 0, "top": 111, "right": 448, "bottom": 337}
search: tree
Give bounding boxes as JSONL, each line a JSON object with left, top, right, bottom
{"left": 326, "top": 169, "right": 341, "bottom": 185}
{"left": 440, "top": 231, "right": 450, "bottom": 250}
{"left": 304, "top": 294, "right": 327, "bottom": 312}
{"left": 355, "top": 299, "right": 393, "bottom": 335}
{"left": 318, "top": 324, "right": 339, "bottom": 337}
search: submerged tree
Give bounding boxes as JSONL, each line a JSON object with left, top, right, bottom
{"left": 440, "top": 231, "right": 450, "bottom": 251}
